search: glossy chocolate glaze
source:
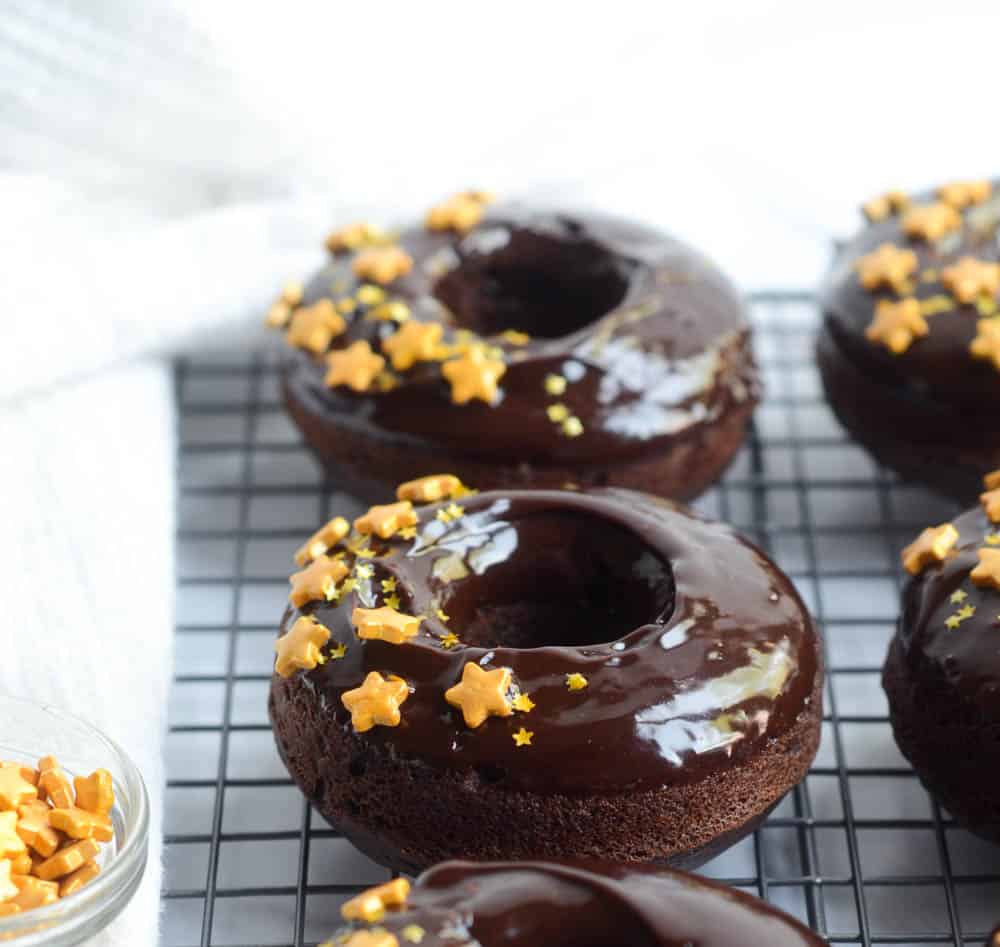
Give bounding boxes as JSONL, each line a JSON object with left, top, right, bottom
{"left": 280, "top": 487, "right": 819, "bottom": 795}
{"left": 898, "top": 506, "right": 1000, "bottom": 714}
{"left": 821, "top": 183, "right": 1000, "bottom": 413}
{"left": 331, "top": 859, "right": 827, "bottom": 946}
{"left": 283, "top": 205, "right": 758, "bottom": 467}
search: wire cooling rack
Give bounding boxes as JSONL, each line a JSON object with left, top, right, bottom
{"left": 164, "top": 292, "right": 998, "bottom": 947}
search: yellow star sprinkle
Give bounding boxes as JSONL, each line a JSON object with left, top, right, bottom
{"left": 942, "top": 257, "right": 1000, "bottom": 304}
{"left": 381, "top": 320, "right": 444, "bottom": 371}
{"left": 970, "top": 318, "right": 1000, "bottom": 373}
{"left": 981, "top": 488, "right": 1000, "bottom": 523}
{"left": 561, "top": 417, "right": 584, "bottom": 438}
{"left": 384, "top": 594, "right": 401, "bottom": 610}
{"left": 341, "top": 877, "right": 411, "bottom": 923}
{"left": 862, "top": 190, "right": 911, "bottom": 222}
{"left": 951, "top": 589, "right": 969, "bottom": 604}
{"left": 401, "top": 925, "right": 425, "bottom": 944}
{"left": 329, "top": 642, "right": 347, "bottom": 660}
{"left": 381, "top": 577, "right": 398, "bottom": 593}
{"left": 354, "top": 563, "right": 374, "bottom": 580}
{"left": 274, "top": 617, "right": 331, "bottom": 678}
{"left": 398, "top": 526, "right": 418, "bottom": 540}
{"left": 341, "top": 672, "right": 409, "bottom": 732}
{"left": 397, "top": 474, "right": 464, "bottom": 503}
{"left": 340, "top": 577, "right": 357, "bottom": 594}
{"left": 435, "top": 502, "right": 465, "bottom": 524}
{"left": 353, "top": 605, "right": 421, "bottom": 645}
{"left": 945, "top": 614, "right": 962, "bottom": 630}
{"left": 286, "top": 300, "right": 347, "bottom": 354}
{"left": 903, "top": 202, "right": 963, "bottom": 241}
{"left": 325, "top": 221, "right": 387, "bottom": 254}
{"left": 544, "top": 373, "right": 568, "bottom": 395}
{"left": 356, "top": 284, "right": 387, "bottom": 306}
{"left": 352, "top": 246, "right": 414, "bottom": 285}
{"left": 324, "top": 340, "right": 386, "bottom": 392}
{"left": 295, "top": 516, "right": 350, "bottom": 566}
{"left": 987, "top": 534, "right": 1000, "bottom": 546}
{"left": 901, "top": 523, "right": 959, "bottom": 575}
{"left": 856, "top": 243, "right": 919, "bottom": 293}
{"left": 440, "top": 632, "right": 460, "bottom": 649}
{"left": 289, "top": 556, "right": 349, "bottom": 607}
{"left": 355, "top": 501, "right": 419, "bottom": 539}
{"left": 355, "top": 546, "right": 375, "bottom": 559}
{"left": 512, "top": 728, "right": 534, "bottom": 747}
{"left": 971, "top": 548, "right": 1000, "bottom": 591}
{"left": 957, "top": 604, "right": 977, "bottom": 621}
{"left": 445, "top": 663, "right": 514, "bottom": 728}
{"left": 565, "top": 673, "right": 589, "bottom": 692}
{"left": 547, "top": 403, "right": 570, "bottom": 423}
{"left": 865, "top": 298, "right": 929, "bottom": 355}
{"left": 937, "top": 180, "right": 992, "bottom": 210}
{"left": 512, "top": 693, "right": 535, "bottom": 713}
{"left": 441, "top": 347, "right": 507, "bottom": 405}
{"left": 425, "top": 190, "right": 494, "bottom": 233}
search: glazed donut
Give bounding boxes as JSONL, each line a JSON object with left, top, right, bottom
{"left": 324, "top": 859, "right": 827, "bottom": 946}
{"left": 268, "top": 478, "right": 822, "bottom": 873}
{"left": 269, "top": 193, "right": 759, "bottom": 502}
{"left": 818, "top": 178, "right": 1000, "bottom": 501}
{"left": 885, "top": 469, "right": 1000, "bottom": 839}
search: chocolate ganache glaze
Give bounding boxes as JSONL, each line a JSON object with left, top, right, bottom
{"left": 327, "top": 860, "right": 827, "bottom": 946}
{"left": 275, "top": 487, "right": 819, "bottom": 795}
{"left": 281, "top": 203, "right": 758, "bottom": 485}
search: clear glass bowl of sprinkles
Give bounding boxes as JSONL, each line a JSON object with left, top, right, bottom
{"left": 0, "top": 696, "right": 149, "bottom": 945}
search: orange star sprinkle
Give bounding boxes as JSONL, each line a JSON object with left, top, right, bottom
{"left": 325, "top": 221, "right": 387, "bottom": 254}
{"left": 265, "top": 282, "right": 304, "bottom": 328}
{"left": 865, "top": 298, "right": 929, "bottom": 355}
{"left": 971, "top": 548, "right": 1000, "bottom": 591}
{"left": 274, "top": 617, "right": 331, "bottom": 678}
{"left": 425, "top": 191, "right": 494, "bottom": 233}
{"left": 73, "top": 770, "right": 114, "bottom": 817}
{"left": 863, "top": 190, "right": 911, "bottom": 222}
{"left": 0, "top": 859, "right": 16, "bottom": 902}
{"left": 513, "top": 728, "right": 533, "bottom": 747}
{"left": 0, "top": 766, "right": 37, "bottom": 812}
{"left": 901, "top": 523, "right": 959, "bottom": 575}
{"left": 941, "top": 257, "right": 1000, "bottom": 304}
{"left": 35, "top": 837, "right": 100, "bottom": 882}
{"left": 341, "top": 672, "right": 410, "bottom": 732}
{"left": 340, "top": 930, "right": 399, "bottom": 947}
{"left": 902, "top": 202, "right": 962, "bottom": 241}
{"left": 16, "top": 801, "right": 62, "bottom": 857}
{"left": 324, "top": 340, "right": 386, "bottom": 392}
{"left": 441, "top": 347, "right": 507, "bottom": 404}
{"left": 286, "top": 300, "right": 347, "bottom": 354}
{"left": 396, "top": 474, "right": 463, "bottom": 503}
{"left": 857, "top": 243, "right": 919, "bottom": 293}
{"left": 341, "top": 877, "right": 411, "bottom": 922}
{"left": 381, "top": 320, "right": 444, "bottom": 371}
{"left": 354, "top": 501, "right": 419, "bottom": 539}
{"left": 981, "top": 488, "right": 1000, "bottom": 523}
{"left": 984, "top": 469, "right": 1000, "bottom": 491}
{"left": 352, "top": 606, "right": 421, "bottom": 645}
{"left": 0, "top": 812, "right": 26, "bottom": 858}
{"left": 295, "top": 516, "right": 349, "bottom": 566}
{"left": 445, "top": 663, "right": 514, "bottom": 728}
{"left": 352, "top": 246, "right": 414, "bottom": 285}
{"left": 7, "top": 876, "right": 58, "bottom": 910}
{"left": 289, "top": 556, "right": 349, "bottom": 608}
{"left": 937, "top": 180, "right": 992, "bottom": 210}
{"left": 37, "top": 758, "right": 73, "bottom": 810}
{"left": 48, "top": 805, "right": 114, "bottom": 843}
{"left": 59, "top": 861, "right": 100, "bottom": 898}
{"left": 970, "top": 318, "right": 1000, "bottom": 372}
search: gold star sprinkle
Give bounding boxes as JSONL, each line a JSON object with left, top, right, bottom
{"left": 857, "top": 243, "right": 919, "bottom": 293}
{"left": 381, "top": 321, "right": 444, "bottom": 371}
{"left": 565, "top": 673, "right": 589, "bottom": 691}
{"left": 354, "top": 563, "right": 374, "bottom": 580}
{"left": 355, "top": 547, "right": 375, "bottom": 559}
{"left": 561, "top": 417, "right": 584, "bottom": 438}
{"left": 356, "top": 284, "right": 387, "bottom": 306}
{"left": 325, "top": 222, "right": 388, "bottom": 254}
{"left": 352, "top": 247, "right": 414, "bottom": 285}
{"left": 329, "top": 643, "right": 347, "bottom": 660}
{"left": 945, "top": 614, "right": 962, "bottom": 630}
{"left": 547, "top": 403, "right": 570, "bottom": 423}
{"left": 401, "top": 925, "right": 425, "bottom": 944}
{"left": 971, "top": 548, "right": 1000, "bottom": 591}
{"left": 981, "top": 488, "right": 1000, "bottom": 522}
{"left": 289, "top": 556, "right": 349, "bottom": 607}
{"left": 396, "top": 474, "right": 463, "bottom": 503}
{"left": 903, "top": 202, "right": 962, "bottom": 241}
{"left": 341, "top": 877, "right": 410, "bottom": 922}
{"left": 440, "top": 632, "right": 460, "bottom": 649}
{"left": 865, "top": 298, "right": 929, "bottom": 355}
{"left": 544, "top": 373, "right": 568, "bottom": 395}
{"left": 353, "top": 606, "right": 421, "bottom": 645}
{"left": 425, "top": 190, "right": 494, "bottom": 233}
{"left": 368, "top": 301, "right": 411, "bottom": 323}
{"left": 937, "top": 180, "right": 992, "bottom": 210}
{"left": 384, "top": 594, "right": 400, "bottom": 609}
{"left": 941, "top": 257, "right": 1000, "bottom": 304}
{"left": 442, "top": 347, "right": 507, "bottom": 404}
{"left": 512, "top": 693, "right": 535, "bottom": 713}
{"left": 970, "top": 318, "right": 1000, "bottom": 372}
{"left": 381, "top": 577, "right": 397, "bottom": 593}
{"left": 901, "top": 523, "right": 959, "bottom": 575}
{"left": 295, "top": 517, "right": 350, "bottom": 566}
{"left": 274, "top": 617, "right": 331, "bottom": 678}
{"left": 324, "top": 341, "right": 386, "bottom": 392}
{"left": 341, "top": 672, "right": 409, "bottom": 732}
{"left": 398, "top": 526, "right": 418, "bottom": 540}
{"left": 286, "top": 300, "right": 347, "bottom": 354}
{"left": 958, "top": 604, "right": 977, "bottom": 621}
{"left": 355, "top": 501, "right": 419, "bottom": 539}
{"left": 513, "top": 728, "right": 533, "bottom": 747}
{"left": 445, "top": 663, "right": 514, "bottom": 728}
{"left": 951, "top": 589, "right": 969, "bottom": 604}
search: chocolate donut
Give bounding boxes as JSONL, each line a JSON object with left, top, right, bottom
{"left": 884, "top": 469, "right": 1000, "bottom": 838}
{"left": 818, "top": 179, "right": 1000, "bottom": 501}
{"left": 268, "top": 192, "right": 759, "bottom": 502}
{"left": 323, "top": 859, "right": 827, "bottom": 946}
{"left": 268, "top": 478, "right": 822, "bottom": 873}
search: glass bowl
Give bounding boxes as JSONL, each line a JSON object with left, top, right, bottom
{"left": 0, "top": 696, "right": 149, "bottom": 945}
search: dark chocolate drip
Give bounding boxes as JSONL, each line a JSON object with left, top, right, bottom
{"left": 282, "top": 205, "right": 758, "bottom": 466}
{"left": 284, "top": 487, "right": 819, "bottom": 794}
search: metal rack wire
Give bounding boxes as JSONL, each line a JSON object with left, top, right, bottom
{"left": 163, "top": 292, "right": 997, "bottom": 946}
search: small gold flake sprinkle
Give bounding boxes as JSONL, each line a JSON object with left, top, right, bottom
{"left": 971, "top": 548, "right": 1000, "bottom": 590}
{"left": 352, "top": 247, "right": 414, "bottom": 285}
{"left": 356, "top": 284, "right": 386, "bottom": 306}
{"left": 382, "top": 321, "right": 444, "bottom": 371}
{"left": 329, "top": 642, "right": 347, "bottom": 660}
{"left": 435, "top": 608, "right": 450, "bottom": 621}
{"left": 355, "top": 547, "right": 375, "bottom": 560}
{"left": 500, "top": 329, "right": 530, "bottom": 345}
{"left": 566, "top": 673, "right": 589, "bottom": 691}
{"left": 435, "top": 502, "right": 465, "bottom": 524}
{"left": 937, "top": 180, "right": 992, "bottom": 210}
{"left": 957, "top": 604, "right": 977, "bottom": 621}
{"left": 440, "top": 632, "right": 460, "bottom": 649}
{"left": 287, "top": 300, "right": 348, "bottom": 354}
{"left": 512, "top": 693, "right": 535, "bottom": 713}
{"left": 903, "top": 202, "right": 962, "bottom": 241}
{"left": 862, "top": 190, "right": 910, "bottom": 222}
{"left": 384, "top": 593, "right": 401, "bottom": 610}
{"left": 274, "top": 617, "right": 331, "bottom": 678}
{"left": 324, "top": 341, "right": 386, "bottom": 392}
{"left": 442, "top": 347, "right": 507, "bottom": 404}
{"left": 857, "top": 243, "right": 919, "bottom": 293}
{"left": 547, "top": 403, "right": 570, "bottom": 423}
{"left": 397, "top": 474, "right": 463, "bottom": 503}
{"left": 401, "top": 926, "right": 425, "bottom": 944}
{"left": 341, "top": 577, "right": 357, "bottom": 594}
{"left": 901, "top": 523, "right": 959, "bottom": 575}
{"left": 341, "top": 878, "right": 411, "bottom": 922}
{"left": 945, "top": 614, "right": 962, "bottom": 630}
{"left": 970, "top": 319, "right": 1000, "bottom": 372}
{"left": 381, "top": 577, "right": 398, "bottom": 593}
{"left": 561, "top": 417, "right": 584, "bottom": 438}
{"left": 544, "top": 373, "right": 568, "bottom": 395}
{"left": 355, "top": 501, "right": 419, "bottom": 539}
{"left": 445, "top": 663, "right": 514, "bottom": 728}
{"left": 513, "top": 728, "right": 534, "bottom": 747}
{"left": 942, "top": 257, "right": 1000, "bottom": 304}
{"left": 951, "top": 589, "right": 969, "bottom": 604}
{"left": 341, "top": 672, "right": 409, "bottom": 732}
{"left": 865, "top": 298, "right": 928, "bottom": 354}
{"left": 918, "top": 295, "right": 955, "bottom": 316}
{"left": 354, "top": 563, "right": 374, "bottom": 580}
{"left": 398, "top": 526, "right": 418, "bottom": 540}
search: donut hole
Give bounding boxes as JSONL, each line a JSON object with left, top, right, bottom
{"left": 440, "top": 512, "right": 672, "bottom": 649}
{"left": 434, "top": 229, "right": 632, "bottom": 339}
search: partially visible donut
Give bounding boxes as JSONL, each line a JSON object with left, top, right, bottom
{"left": 269, "top": 193, "right": 759, "bottom": 502}
{"left": 268, "top": 478, "right": 822, "bottom": 873}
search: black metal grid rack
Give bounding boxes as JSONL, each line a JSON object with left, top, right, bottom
{"left": 164, "top": 293, "right": 998, "bottom": 947}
